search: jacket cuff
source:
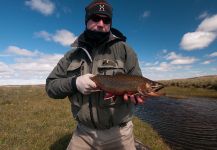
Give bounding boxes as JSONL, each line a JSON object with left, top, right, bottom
{"left": 71, "top": 77, "right": 78, "bottom": 92}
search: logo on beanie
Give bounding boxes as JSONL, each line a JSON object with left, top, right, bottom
{"left": 99, "top": 4, "right": 105, "bottom": 11}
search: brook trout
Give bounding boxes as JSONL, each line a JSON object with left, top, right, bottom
{"left": 90, "top": 74, "right": 164, "bottom": 97}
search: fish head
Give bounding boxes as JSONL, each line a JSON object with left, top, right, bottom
{"left": 137, "top": 80, "right": 165, "bottom": 97}
{"left": 145, "top": 81, "right": 164, "bottom": 93}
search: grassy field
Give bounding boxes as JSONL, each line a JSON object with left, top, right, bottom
{"left": 160, "top": 75, "right": 217, "bottom": 98}
{"left": 160, "top": 75, "right": 217, "bottom": 90}
{"left": 0, "top": 86, "right": 170, "bottom": 150}
{"left": 161, "top": 86, "right": 217, "bottom": 99}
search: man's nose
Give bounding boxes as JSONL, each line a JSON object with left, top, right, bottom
{"left": 97, "top": 19, "right": 104, "bottom": 26}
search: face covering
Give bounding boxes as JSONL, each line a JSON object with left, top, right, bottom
{"left": 84, "top": 29, "right": 110, "bottom": 46}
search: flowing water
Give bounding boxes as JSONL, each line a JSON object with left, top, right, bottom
{"left": 135, "top": 96, "right": 217, "bottom": 150}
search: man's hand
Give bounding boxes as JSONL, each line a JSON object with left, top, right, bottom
{"left": 123, "top": 93, "right": 147, "bottom": 104}
{"left": 76, "top": 74, "right": 99, "bottom": 95}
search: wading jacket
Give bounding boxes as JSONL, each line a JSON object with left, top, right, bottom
{"left": 46, "top": 28, "right": 142, "bottom": 130}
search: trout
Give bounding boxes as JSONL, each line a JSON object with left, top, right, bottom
{"left": 90, "top": 74, "right": 164, "bottom": 97}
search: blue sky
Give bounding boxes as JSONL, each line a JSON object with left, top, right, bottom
{"left": 0, "top": 0, "right": 217, "bottom": 85}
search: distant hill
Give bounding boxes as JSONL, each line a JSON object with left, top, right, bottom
{"left": 160, "top": 75, "right": 217, "bottom": 90}
{"left": 186, "top": 75, "right": 217, "bottom": 79}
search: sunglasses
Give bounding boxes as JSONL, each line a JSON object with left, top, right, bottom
{"left": 90, "top": 15, "right": 111, "bottom": 24}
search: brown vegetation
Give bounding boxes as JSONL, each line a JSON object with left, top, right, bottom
{"left": 160, "top": 75, "right": 217, "bottom": 90}
{"left": 0, "top": 86, "right": 170, "bottom": 150}
{"left": 159, "top": 75, "right": 217, "bottom": 98}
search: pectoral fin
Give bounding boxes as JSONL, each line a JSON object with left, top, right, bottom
{"left": 137, "top": 84, "right": 147, "bottom": 96}
{"left": 104, "top": 92, "right": 116, "bottom": 100}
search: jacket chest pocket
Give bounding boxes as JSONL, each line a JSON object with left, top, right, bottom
{"left": 95, "top": 59, "right": 125, "bottom": 107}
{"left": 67, "top": 60, "right": 86, "bottom": 77}
{"left": 97, "top": 59, "right": 125, "bottom": 75}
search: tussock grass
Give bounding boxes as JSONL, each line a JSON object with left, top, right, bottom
{"left": 133, "top": 118, "right": 170, "bottom": 150}
{"left": 161, "top": 86, "right": 217, "bottom": 99}
{"left": 0, "top": 86, "right": 170, "bottom": 150}
{"left": 159, "top": 75, "right": 217, "bottom": 99}
{"left": 160, "top": 75, "right": 217, "bottom": 90}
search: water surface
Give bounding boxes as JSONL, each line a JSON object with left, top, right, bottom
{"left": 135, "top": 97, "right": 217, "bottom": 150}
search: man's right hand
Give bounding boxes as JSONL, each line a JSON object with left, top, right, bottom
{"left": 76, "top": 74, "right": 98, "bottom": 95}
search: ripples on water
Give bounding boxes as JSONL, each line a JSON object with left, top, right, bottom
{"left": 135, "top": 96, "right": 217, "bottom": 150}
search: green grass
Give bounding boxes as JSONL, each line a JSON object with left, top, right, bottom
{"left": 160, "top": 75, "right": 217, "bottom": 90}
{"left": 133, "top": 118, "right": 170, "bottom": 150}
{"left": 0, "top": 86, "right": 170, "bottom": 150}
{"left": 159, "top": 75, "right": 217, "bottom": 99}
{"left": 161, "top": 86, "right": 217, "bottom": 99}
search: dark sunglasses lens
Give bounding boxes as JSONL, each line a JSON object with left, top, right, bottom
{"left": 103, "top": 17, "right": 111, "bottom": 24}
{"left": 91, "top": 15, "right": 101, "bottom": 22}
{"left": 91, "top": 15, "right": 111, "bottom": 24}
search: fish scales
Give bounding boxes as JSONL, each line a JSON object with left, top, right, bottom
{"left": 91, "top": 74, "right": 164, "bottom": 96}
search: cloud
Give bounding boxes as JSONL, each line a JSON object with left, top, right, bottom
{"left": 139, "top": 60, "right": 195, "bottom": 80}
{"left": 170, "top": 58, "right": 196, "bottom": 65}
{"left": 140, "top": 60, "right": 212, "bottom": 80}
{"left": 53, "top": 30, "right": 77, "bottom": 46}
{"left": 140, "top": 61, "right": 159, "bottom": 67}
{"left": 34, "top": 30, "right": 52, "bottom": 41}
{"left": 148, "top": 62, "right": 171, "bottom": 72}
{"left": 165, "top": 52, "right": 180, "bottom": 60}
{"left": 0, "top": 46, "right": 63, "bottom": 85}
{"left": 0, "top": 62, "right": 13, "bottom": 74}
{"left": 35, "top": 29, "right": 77, "bottom": 46}
{"left": 142, "top": 11, "right": 150, "bottom": 18}
{"left": 25, "top": 0, "right": 55, "bottom": 16}
{"left": 5, "top": 46, "right": 40, "bottom": 57}
{"left": 202, "top": 60, "right": 215, "bottom": 65}
{"left": 209, "top": 52, "right": 217, "bottom": 57}
{"left": 166, "top": 52, "right": 197, "bottom": 65}
{"left": 162, "top": 49, "right": 168, "bottom": 53}
{"left": 180, "top": 14, "right": 217, "bottom": 50}
{"left": 180, "top": 31, "right": 216, "bottom": 50}
{"left": 197, "top": 14, "right": 217, "bottom": 32}
{"left": 198, "top": 11, "right": 209, "bottom": 19}
{"left": 139, "top": 51, "right": 202, "bottom": 80}
{"left": 212, "top": 67, "right": 217, "bottom": 71}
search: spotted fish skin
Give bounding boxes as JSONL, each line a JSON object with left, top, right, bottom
{"left": 90, "top": 74, "right": 164, "bottom": 96}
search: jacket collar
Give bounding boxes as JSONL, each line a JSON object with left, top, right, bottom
{"left": 71, "top": 28, "right": 126, "bottom": 48}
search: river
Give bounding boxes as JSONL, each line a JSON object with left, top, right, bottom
{"left": 135, "top": 96, "right": 217, "bottom": 150}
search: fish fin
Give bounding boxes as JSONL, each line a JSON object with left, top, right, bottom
{"left": 137, "top": 84, "right": 147, "bottom": 96}
{"left": 104, "top": 92, "right": 116, "bottom": 100}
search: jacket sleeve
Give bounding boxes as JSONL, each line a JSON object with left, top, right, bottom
{"left": 45, "top": 52, "right": 77, "bottom": 99}
{"left": 123, "top": 43, "right": 142, "bottom": 76}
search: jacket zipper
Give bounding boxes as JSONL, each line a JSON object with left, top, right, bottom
{"left": 80, "top": 46, "right": 97, "bottom": 129}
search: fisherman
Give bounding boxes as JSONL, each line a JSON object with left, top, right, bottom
{"left": 46, "top": 0, "right": 146, "bottom": 149}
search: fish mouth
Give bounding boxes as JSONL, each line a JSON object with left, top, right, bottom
{"left": 152, "top": 83, "right": 164, "bottom": 92}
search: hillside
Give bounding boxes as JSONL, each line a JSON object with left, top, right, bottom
{"left": 160, "top": 75, "right": 217, "bottom": 90}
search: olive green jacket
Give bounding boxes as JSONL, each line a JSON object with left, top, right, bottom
{"left": 46, "top": 28, "right": 142, "bottom": 129}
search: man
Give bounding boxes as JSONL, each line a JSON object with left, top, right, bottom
{"left": 46, "top": 0, "right": 145, "bottom": 149}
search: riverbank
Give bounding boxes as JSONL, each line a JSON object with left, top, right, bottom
{"left": 0, "top": 86, "right": 170, "bottom": 150}
{"left": 161, "top": 86, "right": 217, "bottom": 99}
{"left": 159, "top": 75, "right": 217, "bottom": 99}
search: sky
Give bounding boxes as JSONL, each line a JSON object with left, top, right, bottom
{"left": 0, "top": 0, "right": 217, "bottom": 85}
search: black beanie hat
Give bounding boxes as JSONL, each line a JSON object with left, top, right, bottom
{"left": 85, "top": 0, "right": 113, "bottom": 24}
